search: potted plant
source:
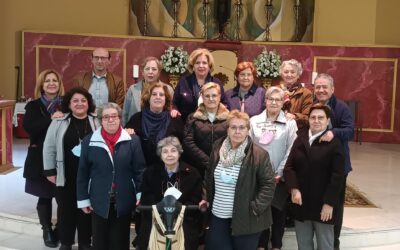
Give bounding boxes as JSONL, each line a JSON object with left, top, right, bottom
{"left": 253, "top": 48, "right": 281, "bottom": 88}
{"left": 160, "top": 46, "right": 189, "bottom": 88}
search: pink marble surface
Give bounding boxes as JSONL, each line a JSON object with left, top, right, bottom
{"left": 23, "top": 31, "right": 400, "bottom": 143}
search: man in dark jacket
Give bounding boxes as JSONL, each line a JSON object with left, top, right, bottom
{"left": 314, "top": 73, "right": 354, "bottom": 250}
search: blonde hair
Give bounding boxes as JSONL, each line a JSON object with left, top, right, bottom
{"left": 227, "top": 110, "right": 250, "bottom": 129}
{"left": 34, "top": 69, "right": 65, "bottom": 99}
{"left": 187, "top": 48, "right": 215, "bottom": 73}
{"left": 279, "top": 59, "right": 303, "bottom": 76}
{"left": 201, "top": 82, "right": 221, "bottom": 95}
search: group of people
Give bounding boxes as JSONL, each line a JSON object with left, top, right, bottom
{"left": 23, "top": 46, "right": 354, "bottom": 250}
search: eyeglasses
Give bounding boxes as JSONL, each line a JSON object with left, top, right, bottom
{"left": 102, "top": 114, "right": 120, "bottom": 121}
{"left": 92, "top": 56, "right": 109, "bottom": 61}
{"left": 266, "top": 98, "right": 283, "bottom": 103}
{"left": 238, "top": 73, "right": 253, "bottom": 78}
{"left": 203, "top": 94, "right": 219, "bottom": 99}
{"left": 229, "top": 125, "right": 247, "bottom": 132}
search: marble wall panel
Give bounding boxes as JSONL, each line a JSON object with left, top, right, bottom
{"left": 23, "top": 31, "right": 400, "bottom": 143}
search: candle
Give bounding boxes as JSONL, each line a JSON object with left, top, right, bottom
{"left": 267, "top": 0, "right": 272, "bottom": 5}
{"left": 296, "top": 0, "right": 300, "bottom": 6}
{"left": 133, "top": 65, "right": 139, "bottom": 78}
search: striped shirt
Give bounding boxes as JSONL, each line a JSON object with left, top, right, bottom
{"left": 212, "top": 160, "right": 241, "bottom": 218}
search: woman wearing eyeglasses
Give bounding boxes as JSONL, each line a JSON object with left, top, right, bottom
{"left": 183, "top": 82, "right": 229, "bottom": 178}
{"left": 284, "top": 104, "right": 345, "bottom": 250}
{"left": 125, "top": 82, "right": 184, "bottom": 166}
{"left": 201, "top": 110, "right": 275, "bottom": 250}
{"left": 43, "top": 87, "right": 99, "bottom": 250}
{"left": 225, "top": 61, "right": 265, "bottom": 117}
{"left": 122, "top": 57, "right": 174, "bottom": 126}
{"left": 138, "top": 136, "right": 202, "bottom": 250}
{"left": 250, "top": 87, "right": 298, "bottom": 250}
{"left": 77, "top": 102, "right": 145, "bottom": 250}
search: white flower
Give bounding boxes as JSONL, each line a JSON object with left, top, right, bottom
{"left": 160, "top": 46, "right": 189, "bottom": 74}
{"left": 253, "top": 49, "right": 281, "bottom": 79}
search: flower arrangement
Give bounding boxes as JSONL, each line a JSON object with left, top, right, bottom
{"left": 253, "top": 49, "right": 281, "bottom": 79}
{"left": 160, "top": 46, "right": 189, "bottom": 75}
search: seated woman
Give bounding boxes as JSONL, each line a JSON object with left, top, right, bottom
{"left": 138, "top": 136, "right": 202, "bottom": 250}
{"left": 122, "top": 56, "right": 174, "bottom": 126}
{"left": 284, "top": 103, "right": 345, "bottom": 250}
{"left": 77, "top": 102, "right": 145, "bottom": 250}
{"left": 125, "top": 82, "right": 184, "bottom": 166}
{"left": 250, "top": 87, "right": 298, "bottom": 250}
{"left": 202, "top": 110, "right": 275, "bottom": 250}
{"left": 183, "top": 82, "right": 229, "bottom": 178}
{"left": 225, "top": 61, "right": 265, "bottom": 117}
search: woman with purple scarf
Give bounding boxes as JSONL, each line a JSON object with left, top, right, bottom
{"left": 23, "top": 69, "right": 65, "bottom": 248}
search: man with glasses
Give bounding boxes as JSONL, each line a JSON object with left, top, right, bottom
{"left": 313, "top": 73, "right": 354, "bottom": 250}
{"left": 77, "top": 47, "right": 125, "bottom": 107}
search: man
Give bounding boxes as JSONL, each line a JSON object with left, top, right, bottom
{"left": 77, "top": 48, "right": 125, "bottom": 107}
{"left": 314, "top": 73, "right": 354, "bottom": 250}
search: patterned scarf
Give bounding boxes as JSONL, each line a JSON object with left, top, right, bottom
{"left": 219, "top": 136, "right": 249, "bottom": 168}
{"left": 40, "top": 94, "right": 62, "bottom": 114}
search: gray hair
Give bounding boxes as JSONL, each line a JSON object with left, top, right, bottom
{"left": 156, "top": 136, "right": 183, "bottom": 157}
{"left": 279, "top": 59, "right": 303, "bottom": 76}
{"left": 314, "top": 73, "right": 334, "bottom": 87}
{"left": 97, "top": 102, "right": 122, "bottom": 123}
{"left": 265, "top": 86, "right": 284, "bottom": 100}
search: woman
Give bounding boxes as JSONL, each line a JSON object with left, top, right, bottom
{"left": 125, "top": 82, "right": 184, "bottom": 166}
{"left": 138, "top": 136, "right": 202, "bottom": 250}
{"left": 202, "top": 110, "right": 276, "bottom": 250}
{"left": 284, "top": 103, "right": 345, "bottom": 250}
{"left": 225, "top": 61, "right": 265, "bottom": 117}
{"left": 23, "top": 69, "right": 64, "bottom": 248}
{"left": 250, "top": 87, "right": 298, "bottom": 250}
{"left": 183, "top": 82, "right": 229, "bottom": 178}
{"left": 43, "top": 87, "right": 99, "bottom": 250}
{"left": 173, "top": 48, "right": 226, "bottom": 121}
{"left": 122, "top": 56, "right": 174, "bottom": 125}
{"left": 279, "top": 59, "right": 313, "bottom": 129}
{"left": 77, "top": 103, "right": 145, "bottom": 250}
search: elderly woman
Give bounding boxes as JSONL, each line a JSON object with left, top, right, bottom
{"left": 138, "top": 136, "right": 202, "bottom": 250}
{"left": 122, "top": 56, "right": 174, "bottom": 125}
{"left": 279, "top": 59, "right": 313, "bottom": 129}
{"left": 183, "top": 82, "right": 229, "bottom": 178}
{"left": 284, "top": 103, "right": 345, "bottom": 250}
{"left": 173, "top": 48, "right": 226, "bottom": 121}
{"left": 77, "top": 103, "right": 145, "bottom": 250}
{"left": 225, "top": 61, "right": 265, "bottom": 117}
{"left": 43, "top": 87, "right": 99, "bottom": 250}
{"left": 250, "top": 87, "right": 298, "bottom": 250}
{"left": 23, "top": 69, "right": 64, "bottom": 248}
{"left": 201, "top": 110, "right": 276, "bottom": 250}
{"left": 125, "top": 82, "right": 184, "bottom": 166}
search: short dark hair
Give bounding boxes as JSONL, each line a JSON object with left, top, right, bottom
{"left": 309, "top": 103, "right": 331, "bottom": 119}
{"left": 61, "top": 87, "right": 96, "bottom": 114}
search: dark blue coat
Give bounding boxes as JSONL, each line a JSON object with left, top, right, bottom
{"left": 173, "top": 73, "right": 226, "bottom": 121}
{"left": 327, "top": 95, "right": 354, "bottom": 174}
{"left": 77, "top": 128, "right": 145, "bottom": 219}
{"left": 225, "top": 83, "right": 266, "bottom": 117}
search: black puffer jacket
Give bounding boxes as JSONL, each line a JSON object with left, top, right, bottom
{"left": 183, "top": 103, "right": 229, "bottom": 177}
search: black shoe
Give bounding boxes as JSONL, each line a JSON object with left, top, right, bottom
{"left": 59, "top": 245, "right": 72, "bottom": 250}
{"left": 42, "top": 226, "right": 58, "bottom": 248}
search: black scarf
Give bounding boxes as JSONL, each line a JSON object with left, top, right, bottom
{"left": 141, "top": 107, "right": 171, "bottom": 143}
